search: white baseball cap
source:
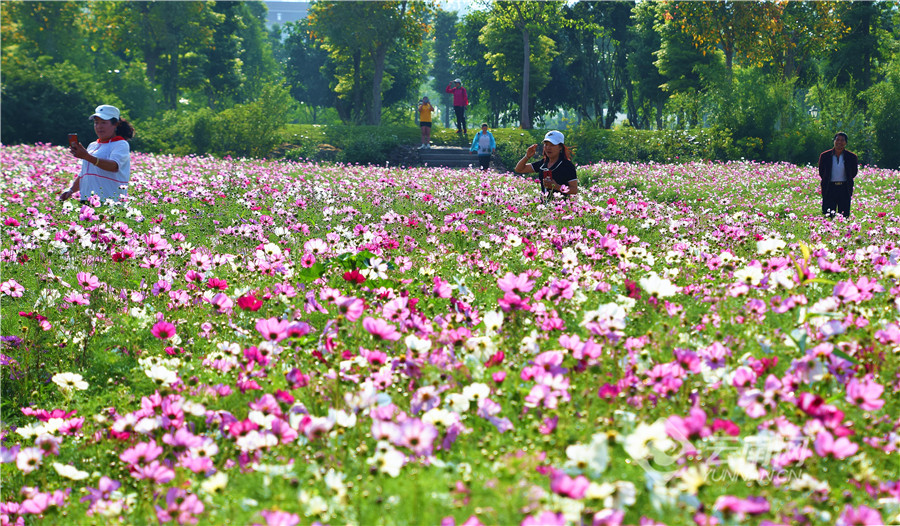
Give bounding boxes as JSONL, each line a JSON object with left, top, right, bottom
{"left": 89, "top": 105, "right": 120, "bottom": 121}
{"left": 454, "top": 78, "right": 462, "bottom": 84}
{"left": 543, "top": 130, "right": 565, "bottom": 145}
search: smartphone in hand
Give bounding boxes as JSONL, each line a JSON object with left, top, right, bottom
{"left": 68, "top": 133, "right": 78, "bottom": 146}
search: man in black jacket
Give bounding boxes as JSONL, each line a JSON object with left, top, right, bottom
{"left": 818, "top": 132, "right": 858, "bottom": 218}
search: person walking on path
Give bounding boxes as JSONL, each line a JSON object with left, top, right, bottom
{"left": 470, "top": 123, "right": 496, "bottom": 171}
{"left": 445, "top": 78, "right": 469, "bottom": 135}
{"left": 515, "top": 130, "right": 578, "bottom": 200}
{"left": 59, "top": 104, "right": 134, "bottom": 204}
{"left": 818, "top": 132, "right": 858, "bottom": 218}
{"left": 417, "top": 96, "right": 435, "bottom": 149}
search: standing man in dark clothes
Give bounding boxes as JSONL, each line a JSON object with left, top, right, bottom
{"left": 446, "top": 79, "right": 469, "bottom": 135}
{"left": 818, "top": 132, "right": 859, "bottom": 218}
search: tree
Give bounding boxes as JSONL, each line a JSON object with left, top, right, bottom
{"left": 283, "top": 19, "right": 334, "bottom": 123}
{"left": 826, "top": 1, "right": 895, "bottom": 91}
{"left": 430, "top": 10, "right": 459, "bottom": 127}
{"left": 483, "top": 1, "right": 564, "bottom": 129}
{"left": 93, "top": 2, "right": 221, "bottom": 110}
{"left": 560, "top": 1, "right": 634, "bottom": 129}
{"left": 628, "top": 1, "right": 668, "bottom": 129}
{"left": 669, "top": 0, "right": 778, "bottom": 76}
{"left": 308, "top": 1, "right": 432, "bottom": 125}
{"left": 0, "top": 2, "right": 90, "bottom": 69}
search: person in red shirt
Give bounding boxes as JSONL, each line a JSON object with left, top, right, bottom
{"left": 445, "top": 79, "right": 469, "bottom": 135}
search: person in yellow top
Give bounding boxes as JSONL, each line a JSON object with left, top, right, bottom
{"left": 417, "top": 96, "right": 435, "bottom": 149}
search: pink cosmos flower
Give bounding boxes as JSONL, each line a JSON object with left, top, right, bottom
{"left": 396, "top": 418, "right": 439, "bottom": 456}
{"left": 714, "top": 495, "right": 770, "bottom": 521}
{"left": 362, "top": 316, "right": 401, "bottom": 341}
{"left": 155, "top": 487, "right": 204, "bottom": 525}
{"left": 63, "top": 292, "right": 91, "bottom": 306}
{"left": 549, "top": 469, "right": 589, "bottom": 499}
{"left": 132, "top": 460, "right": 176, "bottom": 483}
{"left": 258, "top": 510, "right": 301, "bottom": 526}
{"left": 338, "top": 297, "right": 365, "bottom": 322}
{"left": 120, "top": 440, "right": 163, "bottom": 466}
{"left": 151, "top": 320, "right": 177, "bottom": 340}
{"left": 0, "top": 279, "right": 24, "bottom": 297}
{"left": 814, "top": 431, "right": 858, "bottom": 459}
{"left": 210, "top": 293, "right": 234, "bottom": 314}
{"left": 76, "top": 272, "right": 100, "bottom": 291}
{"left": 845, "top": 376, "right": 885, "bottom": 411}
{"left": 521, "top": 511, "right": 566, "bottom": 526}
{"left": 836, "top": 505, "right": 883, "bottom": 526}
{"left": 255, "top": 317, "right": 289, "bottom": 341}
{"left": 497, "top": 272, "right": 535, "bottom": 294}
{"left": 15, "top": 447, "right": 42, "bottom": 473}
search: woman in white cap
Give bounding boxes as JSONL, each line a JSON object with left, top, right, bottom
{"left": 515, "top": 130, "right": 578, "bottom": 198}
{"left": 59, "top": 104, "right": 135, "bottom": 203}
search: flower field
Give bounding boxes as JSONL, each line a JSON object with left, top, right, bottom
{"left": 2, "top": 143, "right": 900, "bottom": 525}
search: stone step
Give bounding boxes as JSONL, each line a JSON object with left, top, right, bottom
{"left": 418, "top": 146, "right": 483, "bottom": 168}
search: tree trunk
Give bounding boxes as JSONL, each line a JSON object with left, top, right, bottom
{"left": 370, "top": 43, "right": 387, "bottom": 125}
{"left": 352, "top": 49, "right": 363, "bottom": 124}
{"left": 521, "top": 27, "right": 531, "bottom": 129}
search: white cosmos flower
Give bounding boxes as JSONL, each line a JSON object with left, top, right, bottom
{"left": 757, "top": 237, "right": 786, "bottom": 255}
{"left": 623, "top": 420, "right": 675, "bottom": 460}
{"left": 461, "top": 382, "right": 490, "bottom": 402}
{"left": 200, "top": 471, "right": 229, "bottom": 494}
{"left": 483, "top": 310, "right": 504, "bottom": 333}
{"left": 564, "top": 432, "right": 609, "bottom": 477}
{"left": 734, "top": 265, "right": 764, "bottom": 286}
{"left": 639, "top": 272, "right": 679, "bottom": 299}
{"left": 404, "top": 334, "right": 432, "bottom": 355}
{"left": 444, "top": 393, "right": 471, "bottom": 413}
{"left": 366, "top": 442, "right": 405, "bottom": 477}
{"left": 144, "top": 365, "right": 178, "bottom": 386}
{"left": 53, "top": 462, "right": 89, "bottom": 480}
{"left": 51, "top": 372, "right": 89, "bottom": 392}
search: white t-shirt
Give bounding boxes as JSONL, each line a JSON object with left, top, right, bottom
{"left": 79, "top": 138, "right": 131, "bottom": 202}
{"left": 831, "top": 153, "right": 846, "bottom": 182}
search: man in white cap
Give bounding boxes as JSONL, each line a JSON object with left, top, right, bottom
{"left": 445, "top": 78, "right": 469, "bottom": 135}
{"left": 515, "top": 130, "right": 578, "bottom": 199}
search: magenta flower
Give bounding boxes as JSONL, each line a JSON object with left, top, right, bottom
{"left": 362, "top": 316, "right": 401, "bottom": 341}
{"left": 255, "top": 317, "right": 289, "bottom": 341}
{"left": 845, "top": 376, "right": 885, "bottom": 411}
{"left": 151, "top": 320, "right": 177, "bottom": 340}
{"left": 714, "top": 495, "right": 770, "bottom": 520}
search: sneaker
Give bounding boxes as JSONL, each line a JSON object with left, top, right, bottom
{"left": 418, "top": 144, "right": 426, "bottom": 149}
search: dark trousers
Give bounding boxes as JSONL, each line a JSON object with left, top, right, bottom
{"left": 822, "top": 182, "right": 851, "bottom": 218}
{"left": 478, "top": 155, "right": 491, "bottom": 170}
{"left": 453, "top": 106, "right": 466, "bottom": 133}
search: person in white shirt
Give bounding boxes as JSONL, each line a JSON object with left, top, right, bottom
{"left": 59, "top": 104, "right": 134, "bottom": 203}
